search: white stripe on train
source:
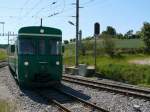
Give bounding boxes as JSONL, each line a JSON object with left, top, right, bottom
{"left": 18, "top": 33, "right": 62, "bottom": 37}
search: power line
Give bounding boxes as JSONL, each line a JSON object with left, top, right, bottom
{"left": 47, "top": 0, "right": 66, "bottom": 18}
{"left": 81, "top": 0, "right": 95, "bottom": 5}
{"left": 23, "top": 0, "right": 43, "bottom": 18}
{"left": 32, "top": 0, "right": 58, "bottom": 18}
{"left": 0, "top": 7, "right": 33, "bottom": 10}
{"left": 23, "top": 0, "right": 64, "bottom": 25}
{"left": 83, "top": 0, "right": 110, "bottom": 8}
{"left": 17, "top": 0, "right": 43, "bottom": 26}
{"left": 19, "top": 0, "right": 32, "bottom": 17}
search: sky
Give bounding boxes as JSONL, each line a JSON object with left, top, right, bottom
{"left": 0, "top": 0, "right": 150, "bottom": 44}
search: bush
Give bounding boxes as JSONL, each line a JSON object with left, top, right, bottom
{"left": 141, "top": 22, "right": 150, "bottom": 53}
{"left": 102, "top": 35, "right": 115, "bottom": 57}
{"left": 0, "top": 49, "right": 7, "bottom": 60}
{"left": 64, "top": 40, "right": 69, "bottom": 44}
{"left": 99, "top": 63, "right": 150, "bottom": 85}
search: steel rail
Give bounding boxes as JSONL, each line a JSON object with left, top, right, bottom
{"left": 54, "top": 88, "right": 109, "bottom": 112}
{"left": 63, "top": 75, "right": 150, "bottom": 100}
{"left": 63, "top": 75, "right": 150, "bottom": 94}
{"left": 36, "top": 91, "right": 72, "bottom": 112}
{"left": 0, "top": 60, "right": 7, "bottom": 63}
{"left": 0, "top": 62, "right": 8, "bottom": 68}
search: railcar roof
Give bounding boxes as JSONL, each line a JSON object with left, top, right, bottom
{"left": 18, "top": 26, "right": 62, "bottom": 38}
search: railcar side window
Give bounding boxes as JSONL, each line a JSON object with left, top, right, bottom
{"left": 49, "top": 40, "right": 61, "bottom": 55}
{"left": 39, "top": 40, "right": 45, "bottom": 55}
{"left": 19, "top": 39, "right": 35, "bottom": 54}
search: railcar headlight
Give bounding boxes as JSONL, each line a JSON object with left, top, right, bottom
{"left": 24, "top": 61, "right": 29, "bottom": 66}
{"left": 56, "top": 61, "right": 60, "bottom": 65}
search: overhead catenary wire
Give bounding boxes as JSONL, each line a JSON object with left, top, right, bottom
{"left": 48, "top": 0, "right": 66, "bottom": 17}
{"left": 81, "top": 0, "right": 95, "bottom": 5}
{"left": 0, "top": 0, "right": 107, "bottom": 30}
{"left": 18, "top": 0, "right": 32, "bottom": 17}
{"left": 17, "top": 0, "right": 44, "bottom": 26}
{"left": 22, "top": 0, "right": 43, "bottom": 19}
{"left": 32, "top": 0, "right": 59, "bottom": 25}
{"left": 83, "top": 0, "right": 110, "bottom": 8}
{"left": 32, "top": 0, "right": 58, "bottom": 18}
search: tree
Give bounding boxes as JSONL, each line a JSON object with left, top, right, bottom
{"left": 101, "top": 26, "right": 116, "bottom": 37}
{"left": 116, "top": 33, "right": 124, "bottom": 39}
{"left": 70, "top": 39, "right": 73, "bottom": 42}
{"left": 103, "top": 35, "right": 115, "bottom": 57}
{"left": 124, "top": 30, "right": 134, "bottom": 39}
{"left": 64, "top": 40, "right": 69, "bottom": 44}
{"left": 141, "top": 22, "right": 150, "bottom": 52}
{"left": 107, "top": 26, "right": 116, "bottom": 35}
{"left": 107, "top": 26, "right": 116, "bottom": 36}
{"left": 135, "top": 31, "right": 142, "bottom": 39}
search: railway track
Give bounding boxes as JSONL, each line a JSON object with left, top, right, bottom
{"left": 63, "top": 75, "right": 150, "bottom": 100}
{"left": 0, "top": 60, "right": 8, "bottom": 68}
{"left": 37, "top": 91, "right": 72, "bottom": 112}
{"left": 36, "top": 87, "right": 109, "bottom": 112}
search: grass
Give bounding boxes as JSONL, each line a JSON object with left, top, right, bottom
{"left": 0, "top": 49, "right": 7, "bottom": 61}
{"left": 64, "top": 54, "right": 150, "bottom": 85}
{"left": 65, "top": 39, "right": 145, "bottom": 58}
{"left": 68, "top": 38, "right": 145, "bottom": 49}
{"left": 0, "top": 100, "right": 16, "bottom": 112}
{"left": 113, "top": 39, "right": 144, "bottom": 48}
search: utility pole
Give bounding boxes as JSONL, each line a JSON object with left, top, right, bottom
{"left": 75, "top": 0, "right": 79, "bottom": 67}
{"left": 7, "top": 32, "right": 10, "bottom": 58}
{"left": 8, "top": 32, "right": 10, "bottom": 46}
{"left": 40, "top": 18, "right": 43, "bottom": 27}
{"left": 0, "top": 22, "right": 5, "bottom": 36}
{"left": 79, "top": 30, "right": 82, "bottom": 49}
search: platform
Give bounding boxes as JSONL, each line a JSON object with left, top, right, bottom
{"left": 65, "top": 65, "right": 95, "bottom": 77}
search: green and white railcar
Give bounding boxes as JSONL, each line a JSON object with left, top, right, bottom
{"left": 8, "top": 26, "right": 63, "bottom": 87}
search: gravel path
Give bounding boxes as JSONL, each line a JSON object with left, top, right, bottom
{"left": 62, "top": 80, "right": 150, "bottom": 112}
{"left": 129, "top": 59, "right": 150, "bottom": 65}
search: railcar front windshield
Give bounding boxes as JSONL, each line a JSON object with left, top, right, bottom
{"left": 39, "top": 39, "right": 45, "bottom": 55}
{"left": 19, "top": 39, "right": 35, "bottom": 54}
{"left": 48, "top": 40, "right": 62, "bottom": 55}
{"left": 18, "top": 39, "right": 61, "bottom": 55}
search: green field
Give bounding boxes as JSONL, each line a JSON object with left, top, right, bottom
{"left": 85, "top": 38, "right": 144, "bottom": 48}
{"left": 0, "top": 49, "right": 7, "bottom": 61}
{"left": 64, "top": 39, "right": 145, "bottom": 58}
{"left": 67, "top": 39, "right": 144, "bottom": 48}
{"left": 64, "top": 39, "right": 150, "bottom": 86}
{"left": 64, "top": 54, "right": 150, "bottom": 86}
{"left": 0, "top": 100, "right": 17, "bottom": 112}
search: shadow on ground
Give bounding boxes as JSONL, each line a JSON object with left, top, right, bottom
{"left": 9, "top": 67, "right": 91, "bottom": 105}
{"left": 19, "top": 83, "right": 91, "bottom": 105}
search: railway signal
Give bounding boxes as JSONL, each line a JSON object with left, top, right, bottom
{"left": 94, "top": 22, "right": 100, "bottom": 70}
{"left": 94, "top": 23, "right": 100, "bottom": 36}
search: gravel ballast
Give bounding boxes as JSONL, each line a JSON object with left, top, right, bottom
{"left": 63, "top": 79, "right": 150, "bottom": 112}
{"left": 1, "top": 66, "right": 150, "bottom": 112}
{"left": 0, "top": 67, "right": 59, "bottom": 112}
{"left": 0, "top": 67, "right": 94, "bottom": 112}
